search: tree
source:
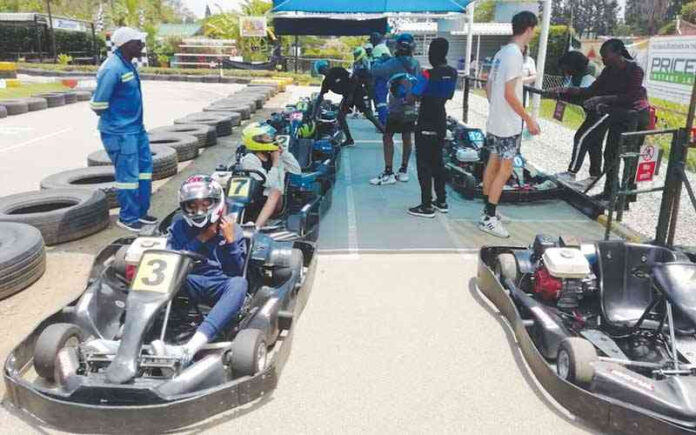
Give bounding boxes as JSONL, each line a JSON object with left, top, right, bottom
{"left": 625, "top": 0, "right": 670, "bottom": 35}
{"left": 474, "top": 0, "right": 495, "bottom": 23}
{"left": 205, "top": 0, "right": 275, "bottom": 62}
{"left": 549, "top": 0, "right": 618, "bottom": 37}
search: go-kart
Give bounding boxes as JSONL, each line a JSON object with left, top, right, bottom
{"left": 4, "top": 225, "right": 316, "bottom": 432}
{"left": 478, "top": 235, "right": 696, "bottom": 433}
{"left": 207, "top": 146, "right": 327, "bottom": 242}
{"left": 444, "top": 117, "right": 561, "bottom": 203}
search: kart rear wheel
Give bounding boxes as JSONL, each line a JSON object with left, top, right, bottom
{"left": 557, "top": 337, "right": 597, "bottom": 386}
{"left": 495, "top": 253, "right": 518, "bottom": 284}
{"left": 229, "top": 329, "right": 267, "bottom": 377}
{"left": 34, "top": 323, "right": 83, "bottom": 382}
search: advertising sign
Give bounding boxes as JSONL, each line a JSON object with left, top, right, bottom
{"left": 646, "top": 36, "right": 696, "bottom": 104}
{"left": 240, "top": 16, "right": 267, "bottom": 37}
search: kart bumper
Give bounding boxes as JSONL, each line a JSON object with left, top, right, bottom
{"left": 477, "top": 246, "right": 696, "bottom": 434}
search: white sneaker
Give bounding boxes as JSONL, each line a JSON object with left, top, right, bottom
{"left": 478, "top": 215, "right": 510, "bottom": 238}
{"left": 555, "top": 171, "right": 576, "bottom": 182}
{"left": 480, "top": 209, "right": 508, "bottom": 222}
{"left": 395, "top": 169, "right": 409, "bottom": 182}
{"left": 370, "top": 172, "right": 397, "bottom": 185}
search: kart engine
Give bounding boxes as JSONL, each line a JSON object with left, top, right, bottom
{"left": 533, "top": 248, "right": 597, "bottom": 311}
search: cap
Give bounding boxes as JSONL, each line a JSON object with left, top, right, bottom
{"left": 111, "top": 27, "right": 145, "bottom": 48}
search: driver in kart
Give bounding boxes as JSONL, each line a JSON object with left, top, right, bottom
{"left": 239, "top": 122, "right": 301, "bottom": 229}
{"left": 152, "top": 175, "right": 247, "bottom": 365}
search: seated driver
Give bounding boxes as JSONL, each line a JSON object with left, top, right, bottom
{"left": 152, "top": 175, "right": 247, "bottom": 365}
{"left": 239, "top": 122, "right": 301, "bottom": 229}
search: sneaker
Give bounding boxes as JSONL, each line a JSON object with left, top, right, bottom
{"left": 433, "top": 201, "right": 449, "bottom": 213}
{"left": 341, "top": 138, "right": 355, "bottom": 147}
{"left": 116, "top": 219, "right": 143, "bottom": 232}
{"left": 556, "top": 171, "right": 577, "bottom": 182}
{"left": 370, "top": 172, "right": 396, "bottom": 185}
{"left": 478, "top": 215, "right": 510, "bottom": 238}
{"left": 150, "top": 340, "right": 193, "bottom": 367}
{"left": 408, "top": 205, "right": 435, "bottom": 218}
{"left": 139, "top": 215, "right": 159, "bottom": 224}
{"left": 480, "top": 209, "right": 507, "bottom": 222}
{"left": 396, "top": 168, "right": 409, "bottom": 182}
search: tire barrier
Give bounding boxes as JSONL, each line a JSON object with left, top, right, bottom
{"left": 147, "top": 132, "right": 200, "bottom": 162}
{"left": 32, "top": 93, "right": 66, "bottom": 108}
{"left": 149, "top": 124, "right": 217, "bottom": 148}
{"left": 204, "top": 103, "right": 250, "bottom": 120}
{"left": 0, "top": 105, "right": 6, "bottom": 118}
{"left": 40, "top": 167, "right": 119, "bottom": 209}
{"left": 0, "top": 222, "right": 46, "bottom": 299}
{"left": 0, "top": 99, "right": 29, "bottom": 116}
{"left": 60, "top": 91, "right": 78, "bottom": 104}
{"left": 87, "top": 144, "right": 178, "bottom": 181}
{"left": 175, "top": 112, "right": 234, "bottom": 136}
{"left": 0, "top": 189, "right": 109, "bottom": 246}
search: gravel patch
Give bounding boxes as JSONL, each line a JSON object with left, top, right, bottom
{"left": 447, "top": 92, "right": 696, "bottom": 246}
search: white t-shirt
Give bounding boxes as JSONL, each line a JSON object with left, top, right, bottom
{"left": 486, "top": 43, "right": 524, "bottom": 138}
{"left": 523, "top": 56, "right": 536, "bottom": 79}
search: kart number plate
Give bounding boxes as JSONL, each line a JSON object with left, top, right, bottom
{"left": 131, "top": 252, "right": 181, "bottom": 293}
{"left": 228, "top": 177, "right": 251, "bottom": 198}
{"left": 276, "top": 135, "right": 290, "bottom": 147}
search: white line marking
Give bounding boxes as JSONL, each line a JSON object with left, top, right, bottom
{"left": 319, "top": 248, "right": 480, "bottom": 255}
{"left": 0, "top": 127, "right": 73, "bottom": 154}
{"left": 356, "top": 139, "right": 402, "bottom": 144}
{"left": 343, "top": 150, "right": 359, "bottom": 258}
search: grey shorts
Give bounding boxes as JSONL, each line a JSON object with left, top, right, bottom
{"left": 485, "top": 133, "right": 521, "bottom": 160}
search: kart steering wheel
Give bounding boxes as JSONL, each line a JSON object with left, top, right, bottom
{"left": 178, "top": 250, "right": 209, "bottom": 264}
{"left": 232, "top": 168, "right": 267, "bottom": 185}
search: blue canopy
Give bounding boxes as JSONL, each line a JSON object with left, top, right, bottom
{"left": 272, "top": 0, "right": 472, "bottom": 13}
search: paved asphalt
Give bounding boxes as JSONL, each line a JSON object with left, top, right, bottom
{"left": 0, "top": 83, "right": 597, "bottom": 434}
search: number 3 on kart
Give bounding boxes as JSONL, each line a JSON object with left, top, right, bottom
{"left": 131, "top": 252, "right": 181, "bottom": 293}
{"left": 228, "top": 177, "right": 250, "bottom": 198}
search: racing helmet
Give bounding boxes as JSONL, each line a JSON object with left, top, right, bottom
{"left": 242, "top": 122, "right": 279, "bottom": 152}
{"left": 313, "top": 60, "right": 329, "bottom": 76}
{"left": 353, "top": 46, "right": 367, "bottom": 63}
{"left": 179, "top": 175, "right": 225, "bottom": 228}
{"left": 298, "top": 120, "right": 316, "bottom": 138}
{"left": 395, "top": 33, "right": 416, "bottom": 56}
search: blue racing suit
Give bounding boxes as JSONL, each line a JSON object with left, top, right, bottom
{"left": 167, "top": 216, "right": 248, "bottom": 340}
{"left": 371, "top": 45, "right": 391, "bottom": 125}
{"left": 91, "top": 49, "right": 152, "bottom": 224}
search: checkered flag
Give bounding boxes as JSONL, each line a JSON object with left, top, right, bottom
{"left": 95, "top": 3, "right": 104, "bottom": 32}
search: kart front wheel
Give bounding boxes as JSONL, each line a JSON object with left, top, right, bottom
{"left": 495, "top": 253, "right": 518, "bottom": 284}
{"left": 33, "top": 323, "right": 83, "bottom": 382}
{"left": 557, "top": 337, "right": 597, "bottom": 386}
{"left": 229, "top": 329, "right": 267, "bottom": 377}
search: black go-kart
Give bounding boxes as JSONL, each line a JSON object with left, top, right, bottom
{"left": 444, "top": 117, "right": 561, "bottom": 203}
{"left": 478, "top": 234, "right": 696, "bottom": 433}
{"left": 4, "top": 226, "right": 316, "bottom": 432}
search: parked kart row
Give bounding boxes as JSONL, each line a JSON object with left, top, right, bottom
{"left": 478, "top": 235, "right": 696, "bottom": 433}
{"left": 0, "top": 89, "right": 93, "bottom": 118}
{"left": 443, "top": 117, "right": 562, "bottom": 203}
{"left": 0, "top": 83, "right": 283, "bottom": 301}
{"left": 2, "top": 93, "right": 343, "bottom": 431}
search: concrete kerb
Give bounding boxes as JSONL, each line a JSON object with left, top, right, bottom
{"left": 595, "top": 214, "right": 648, "bottom": 243}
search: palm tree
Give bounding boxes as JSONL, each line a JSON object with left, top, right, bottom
{"left": 204, "top": 0, "right": 275, "bottom": 62}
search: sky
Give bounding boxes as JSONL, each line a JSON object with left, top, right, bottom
{"left": 184, "top": 0, "right": 244, "bottom": 18}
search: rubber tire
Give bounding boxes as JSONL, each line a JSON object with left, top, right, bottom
{"left": 40, "top": 167, "right": 119, "bottom": 209}
{"left": 204, "top": 104, "right": 250, "bottom": 119}
{"left": 0, "top": 222, "right": 46, "bottom": 299}
{"left": 149, "top": 124, "right": 217, "bottom": 148}
{"left": 33, "top": 323, "right": 83, "bottom": 381}
{"left": 175, "top": 112, "right": 234, "bottom": 136}
{"left": 0, "top": 99, "right": 29, "bottom": 115}
{"left": 74, "top": 91, "right": 92, "bottom": 101}
{"left": 557, "top": 337, "right": 597, "bottom": 386}
{"left": 495, "top": 253, "right": 518, "bottom": 284}
{"left": 33, "top": 93, "right": 66, "bottom": 108}
{"left": 233, "top": 95, "right": 264, "bottom": 109}
{"left": 60, "top": 91, "right": 78, "bottom": 104}
{"left": 269, "top": 248, "right": 304, "bottom": 286}
{"left": 238, "top": 90, "right": 270, "bottom": 103}
{"left": 0, "top": 105, "right": 6, "bottom": 118}
{"left": 229, "top": 329, "right": 267, "bottom": 377}
{"left": 23, "top": 97, "right": 48, "bottom": 111}
{"left": 87, "top": 144, "right": 178, "bottom": 181}
{"left": 147, "top": 132, "right": 199, "bottom": 161}
{"left": 0, "top": 189, "right": 109, "bottom": 246}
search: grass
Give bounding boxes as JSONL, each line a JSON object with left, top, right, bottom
{"left": 0, "top": 82, "right": 69, "bottom": 100}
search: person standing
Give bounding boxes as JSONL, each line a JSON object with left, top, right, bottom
{"left": 407, "top": 38, "right": 458, "bottom": 218}
{"left": 370, "top": 33, "right": 421, "bottom": 186}
{"left": 370, "top": 32, "right": 392, "bottom": 126}
{"left": 90, "top": 27, "right": 156, "bottom": 232}
{"left": 480, "top": 12, "right": 541, "bottom": 238}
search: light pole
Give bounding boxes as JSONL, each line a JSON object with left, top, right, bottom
{"left": 45, "top": 0, "right": 58, "bottom": 62}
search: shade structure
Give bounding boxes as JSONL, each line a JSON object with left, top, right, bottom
{"left": 274, "top": 16, "right": 388, "bottom": 35}
{"left": 272, "top": 0, "right": 472, "bottom": 13}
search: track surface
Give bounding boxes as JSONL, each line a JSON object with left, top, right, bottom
{"left": 0, "top": 84, "right": 601, "bottom": 433}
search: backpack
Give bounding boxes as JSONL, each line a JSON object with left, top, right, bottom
{"left": 387, "top": 58, "right": 419, "bottom": 123}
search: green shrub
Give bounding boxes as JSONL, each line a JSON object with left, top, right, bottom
{"left": 529, "top": 25, "right": 571, "bottom": 77}
{"left": 682, "top": 2, "right": 696, "bottom": 24}
{"left": 659, "top": 21, "right": 677, "bottom": 35}
{"left": 57, "top": 54, "right": 73, "bottom": 65}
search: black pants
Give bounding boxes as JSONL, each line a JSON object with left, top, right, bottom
{"left": 602, "top": 108, "right": 651, "bottom": 199}
{"left": 415, "top": 131, "right": 446, "bottom": 207}
{"left": 339, "top": 92, "right": 384, "bottom": 142}
{"left": 568, "top": 110, "right": 609, "bottom": 177}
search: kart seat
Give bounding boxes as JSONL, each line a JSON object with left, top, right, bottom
{"left": 653, "top": 263, "right": 696, "bottom": 334}
{"left": 597, "top": 241, "right": 680, "bottom": 329}
{"left": 289, "top": 138, "right": 314, "bottom": 171}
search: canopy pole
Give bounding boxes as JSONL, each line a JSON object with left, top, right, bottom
{"left": 532, "top": 0, "right": 551, "bottom": 119}
{"left": 464, "top": 2, "right": 475, "bottom": 75}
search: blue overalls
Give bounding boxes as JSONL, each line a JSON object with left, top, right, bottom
{"left": 374, "top": 77, "right": 388, "bottom": 125}
{"left": 167, "top": 216, "right": 248, "bottom": 340}
{"left": 91, "top": 49, "right": 152, "bottom": 224}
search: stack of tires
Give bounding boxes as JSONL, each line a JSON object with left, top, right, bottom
{"left": 0, "top": 88, "right": 94, "bottom": 118}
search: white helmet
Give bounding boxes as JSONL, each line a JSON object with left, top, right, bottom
{"left": 178, "top": 175, "right": 225, "bottom": 228}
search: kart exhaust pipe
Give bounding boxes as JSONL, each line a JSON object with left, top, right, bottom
{"left": 156, "top": 355, "right": 227, "bottom": 398}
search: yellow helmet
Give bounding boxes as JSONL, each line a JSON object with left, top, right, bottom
{"left": 242, "top": 122, "right": 279, "bottom": 152}
{"left": 298, "top": 120, "right": 316, "bottom": 138}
